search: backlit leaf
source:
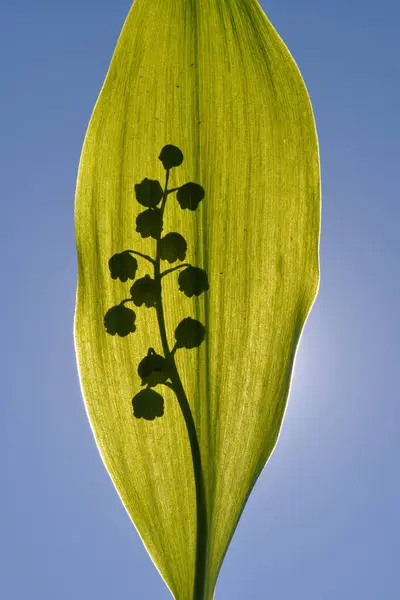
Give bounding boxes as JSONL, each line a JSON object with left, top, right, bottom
{"left": 74, "top": 0, "right": 320, "bottom": 598}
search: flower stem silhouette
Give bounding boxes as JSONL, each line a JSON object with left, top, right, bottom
{"left": 161, "top": 263, "right": 192, "bottom": 279}
{"left": 126, "top": 250, "right": 155, "bottom": 265}
{"left": 154, "top": 167, "right": 208, "bottom": 600}
{"left": 104, "top": 145, "right": 209, "bottom": 599}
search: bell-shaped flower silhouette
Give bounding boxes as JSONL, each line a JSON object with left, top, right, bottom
{"left": 132, "top": 388, "right": 164, "bottom": 420}
{"left": 108, "top": 252, "right": 138, "bottom": 282}
{"left": 178, "top": 266, "right": 209, "bottom": 297}
{"left": 174, "top": 317, "right": 206, "bottom": 349}
{"left": 104, "top": 304, "right": 136, "bottom": 337}
{"left": 159, "top": 232, "right": 187, "bottom": 263}
{"left": 138, "top": 348, "right": 170, "bottom": 387}
{"left": 158, "top": 144, "right": 184, "bottom": 170}
{"left": 136, "top": 208, "right": 163, "bottom": 239}
{"left": 134, "top": 178, "right": 164, "bottom": 208}
{"left": 130, "top": 275, "right": 160, "bottom": 308}
{"left": 176, "top": 182, "right": 205, "bottom": 211}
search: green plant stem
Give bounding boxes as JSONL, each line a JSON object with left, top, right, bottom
{"left": 166, "top": 186, "right": 180, "bottom": 194}
{"left": 126, "top": 249, "right": 155, "bottom": 265}
{"left": 153, "top": 169, "right": 208, "bottom": 600}
{"left": 161, "top": 263, "right": 192, "bottom": 279}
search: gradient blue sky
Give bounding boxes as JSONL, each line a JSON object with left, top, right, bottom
{"left": 2, "top": 1, "right": 399, "bottom": 598}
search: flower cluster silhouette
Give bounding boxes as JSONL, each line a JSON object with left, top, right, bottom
{"left": 104, "top": 144, "right": 208, "bottom": 420}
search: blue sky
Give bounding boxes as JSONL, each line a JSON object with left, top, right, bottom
{"left": 1, "top": 1, "right": 399, "bottom": 598}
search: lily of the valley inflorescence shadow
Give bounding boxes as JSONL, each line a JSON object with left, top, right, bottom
{"left": 104, "top": 144, "right": 209, "bottom": 421}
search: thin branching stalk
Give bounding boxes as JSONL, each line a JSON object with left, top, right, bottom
{"left": 155, "top": 170, "right": 208, "bottom": 600}
{"left": 104, "top": 145, "right": 209, "bottom": 599}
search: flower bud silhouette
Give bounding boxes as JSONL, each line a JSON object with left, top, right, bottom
{"left": 132, "top": 388, "right": 164, "bottom": 420}
{"left": 130, "top": 275, "right": 160, "bottom": 308}
{"left": 108, "top": 252, "right": 138, "bottom": 282}
{"left": 104, "top": 304, "right": 136, "bottom": 337}
{"left": 176, "top": 182, "right": 205, "bottom": 211}
{"left": 134, "top": 178, "right": 163, "bottom": 208}
{"left": 159, "top": 232, "right": 187, "bottom": 263}
{"left": 175, "top": 317, "right": 206, "bottom": 349}
{"left": 178, "top": 266, "right": 209, "bottom": 297}
{"left": 158, "top": 144, "right": 184, "bottom": 170}
{"left": 138, "top": 348, "right": 170, "bottom": 387}
{"left": 136, "top": 208, "right": 163, "bottom": 239}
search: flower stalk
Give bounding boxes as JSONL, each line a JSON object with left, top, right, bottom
{"left": 104, "top": 145, "right": 209, "bottom": 598}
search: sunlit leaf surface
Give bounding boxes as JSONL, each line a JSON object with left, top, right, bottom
{"left": 74, "top": 0, "right": 320, "bottom": 598}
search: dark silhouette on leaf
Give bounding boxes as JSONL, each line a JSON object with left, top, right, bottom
{"left": 136, "top": 208, "right": 163, "bottom": 239}
{"left": 105, "top": 139, "right": 210, "bottom": 465}
{"left": 176, "top": 182, "right": 205, "bottom": 211}
{"left": 132, "top": 388, "right": 164, "bottom": 420}
{"left": 159, "top": 232, "right": 187, "bottom": 263}
{"left": 138, "top": 348, "right": 171, "bottom": 387}
{"left": 105, "top": 145, "right": 210, "bottom": 591}
{"left": 108, "top": 252, "right": 138, "bottom": 282}
{"left": 134, "top": 178, "right": 163, "bottom": 208}
{"left": 158, "top": 144, "right": 184, "bottom": 170}
{"left": 178, "top": 266, "right": 209, "bottom": 297}
{"left": 130, "top": 275, "right": 160, "bottom": 308}
{"left": 175, "top": 317, "right": 206, "bottom": 349}
{"left": 104, "top": 304, "right": 136, "bottom": 337}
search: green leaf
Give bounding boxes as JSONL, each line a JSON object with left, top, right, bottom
{"left": 74, "top": 1, "right": 320, "bottom": 598}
